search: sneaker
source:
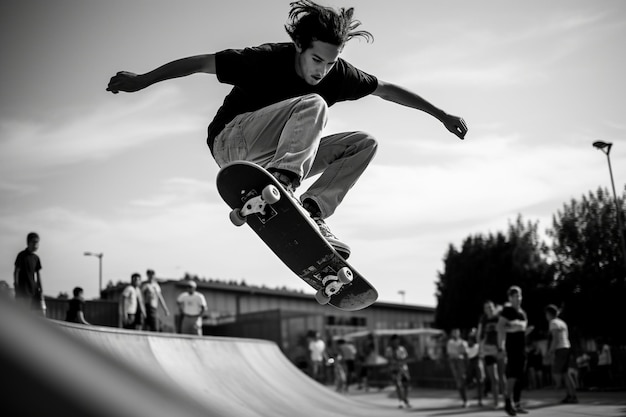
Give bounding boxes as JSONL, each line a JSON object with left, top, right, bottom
{"left": 271, "top": 171, "right": 297, "bottom": 194}
{"left": 561, "top": 396, "right": 578, "bottom": 404}
{"left": 505, "top": 399, "right": 517, "bottom": 416}
{"left": 514, "top": 404, "right": 529, "bottom": 414}
{"left": 272, "top": 171, "right": 315, "bottom": 223}
{"left": 272, "top": 171, "right": 352, "bottom": 258}
{"left": 313, "top": 217, "right": 351, "bottom": 259}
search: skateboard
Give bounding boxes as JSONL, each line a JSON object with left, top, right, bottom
{"left": 216, "top": 161, "right": 378, "bottom": 311}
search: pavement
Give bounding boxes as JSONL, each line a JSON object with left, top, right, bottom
{"left": 1, "top": 300, "right": 624, "bottom": 417}
{"left": 349, "top": 386, "right": 626, "bottom": 417}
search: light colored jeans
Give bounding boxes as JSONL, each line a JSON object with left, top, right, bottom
{"left": 212, "top": 94, "right": 378, "bottom": 218}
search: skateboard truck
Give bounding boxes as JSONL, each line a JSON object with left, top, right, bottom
{"left": 314, "top": 267, "right": 353, "bottom": 305}
{"left": 230, "top": 184, "right": 281, "bottom": 226}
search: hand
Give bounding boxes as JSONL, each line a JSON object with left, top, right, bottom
{"left": 442, "top": 113, "right": 468, "bottom": 140}
{"left": 106, "top": 71, "right": 145, "bottom": 94}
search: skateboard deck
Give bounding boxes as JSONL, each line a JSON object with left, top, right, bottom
{"left": 216, "top": 161, "right": 378, "bottom": 311}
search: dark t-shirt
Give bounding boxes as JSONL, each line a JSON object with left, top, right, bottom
{"left": 480, "top": 314, "right": 499, "bottom": 346}
{"left": 14, "top": 248, "right": 42, "bottom": 298}
{"left": 500, "top": 305, "right": 527, "bottom": 352}
{"left": 207, "top": 42, "right": 378, "bottom": 151}
{"left": 66, "top": 298, "right": 85, "bottom": 323}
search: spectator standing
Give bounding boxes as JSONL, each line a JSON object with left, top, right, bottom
{"left": 308, "top": 331, "right": 327, "bottom": 382}
{"left": 65, "top": 286, "right": 90, "bottom": 325}
{"left": 142, "top": 269, "right": 170, "bottom": 331}
{"left": 576, "top": 351, "right": 590, "bottom": 390}
{"left": 477, "top": 300, "right": 505, "bottom": 409}
{"left": 596, "top": 341, "right": 612, "bottom": 388}
{"left": 331, "top": 340, "right": 348, "bottom": 393}
{"left": 385, "top": 334, "right": 411, "bottom": 409}
{"left": 466, "top": 328, "right": 484, "bottom": 407}
{"left": 447, "top": 328, "right": 469, "bottom": 407}
{"left": 13, "top": 232, "right": 46, "bottom": 315}
{"left": 119, "top": 273, "right": 145, "bottom": 330}
{"left": 498, "top": 286, "right": 530, "bottom": 416}
{"left": 176, "top": 280, "right": 206, "bottom": 335}
{"left": 526, "top": 342, "right": 544, "bottom": 390}
{"left": 338, "top": 338, "right": 357, "bottom": 389}
{"left": 545, "top": 304, "right": 577, "bottom": 404}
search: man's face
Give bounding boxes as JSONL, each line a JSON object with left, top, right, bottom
{"left": 484, "top": 302, "right": 495, "bottom": 316}
{"left": 28, "top": 238, "right": 39, "bottom": 252}
{"left": 509, "top": 292, "right": 522, "bottom": 308}
{"left": 295, "top": 39, "right": 342, "bottom": 85}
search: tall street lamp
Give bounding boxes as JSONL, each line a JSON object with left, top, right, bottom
{"left": 593, "top": 141, "right": 626, "bottom": 271}
{"left": 84, "top": 251, "right": 103, "bottom": 297}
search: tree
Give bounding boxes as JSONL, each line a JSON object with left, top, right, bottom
{"left": 547, "top": 187, "right": 626, "bottom": 343}
{"left": 435, "top": 216, "right": 553, "bottom": 332}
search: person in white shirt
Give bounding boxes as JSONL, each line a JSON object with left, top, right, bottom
{"left": 142, "top": 269, "right": 170, "bottom": 332}
{"left": 447, "top": 328, "right": 469, "bottom": 408}
{"left": 546, "top": 304, "right": 577, "bottom": 404}
{"left": 119, "top": 273, "right": 145, "bottom": 329}
{"left": 308, "top": 331, "right": 328, "bottom": 382}
{"left": 176, "top": 280, "right": 207, "bottom": 335}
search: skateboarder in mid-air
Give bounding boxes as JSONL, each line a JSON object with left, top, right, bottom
{"left": 107, "top": 1, "right": 468, "bottom": 257}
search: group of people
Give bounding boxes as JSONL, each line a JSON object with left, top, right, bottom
{"left": 304, "top": 330, "right": 412, "bottom": 409}
{"left": 118, "top": 272, "right": 207, "bottom": 335}
{"left": 306, "top": 331, "right": 359, "bottom": 393}
{"left": 446, "top": 286, "right": 579, "bottom": 416}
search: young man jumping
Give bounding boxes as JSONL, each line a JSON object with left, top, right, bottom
{"left": 107, "top": 1, "right": 468, "bottom": 256}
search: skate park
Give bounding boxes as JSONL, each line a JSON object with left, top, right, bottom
{"left": 2, "top": 299, "right": 625, "bottom": 417}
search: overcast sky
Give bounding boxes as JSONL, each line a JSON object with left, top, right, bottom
{"left": 1, "top": 0, "right": 625, "bottom": 308}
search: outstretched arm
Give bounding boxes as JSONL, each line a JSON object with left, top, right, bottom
{"left": 106, "top": 54, "right": 216, "bottom": 94}
{"left": 372, "top": 80, "right": 468, "bottom": 139}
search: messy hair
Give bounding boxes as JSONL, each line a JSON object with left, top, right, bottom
{"left": 507, "top": 285, "right": 522, "bottom": 297}
{"left": 285, "top": 1, "right": 374, "bottom": 50}
{"left": 27, "top": 232, "right": 39, "bottom": 243}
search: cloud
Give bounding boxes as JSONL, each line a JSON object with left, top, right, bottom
{"left": 128, "top": 177, "right": 217, "bottom": 210}
{"left": 0, "top": 86, "right": 202, "bottom": 182}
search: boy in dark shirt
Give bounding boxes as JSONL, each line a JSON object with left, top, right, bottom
{"left": 498, "top": 286, "right": 530, "bottom": 416}
{"left": 13, "top": 232, "right": 45, "bottom": 315}
{"left": 66, "top": 286, "right": 90, "bottom": 325}
{"left": 107, "top": 1, "right": 467, "bottom": 255}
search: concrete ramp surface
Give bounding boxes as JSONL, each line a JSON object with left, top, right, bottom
{"left": 0, "top": 300, "right": 395, "bottom": 417}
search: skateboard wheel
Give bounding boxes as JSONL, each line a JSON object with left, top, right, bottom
{"left": 262, "top": 184, "right": 281, "bottom": 204}
{"left": 229, "top": 208, "right": 247, "bottom": 226}
{"left": 315, "top": 289, "right": 331, "bottom": 305}
{"left": 337, "top": 267, "right": 353, "bottom": 284}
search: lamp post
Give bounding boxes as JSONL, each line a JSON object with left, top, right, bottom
{"left": 84, "top": 251, "right": 103, "bottom": 297}
{"left": 592, "top": 141, "right": 626, "bottom": 270}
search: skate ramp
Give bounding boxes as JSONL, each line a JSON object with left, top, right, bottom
{"left": 0, "top": 300, "right": 394, "bottom": 417}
